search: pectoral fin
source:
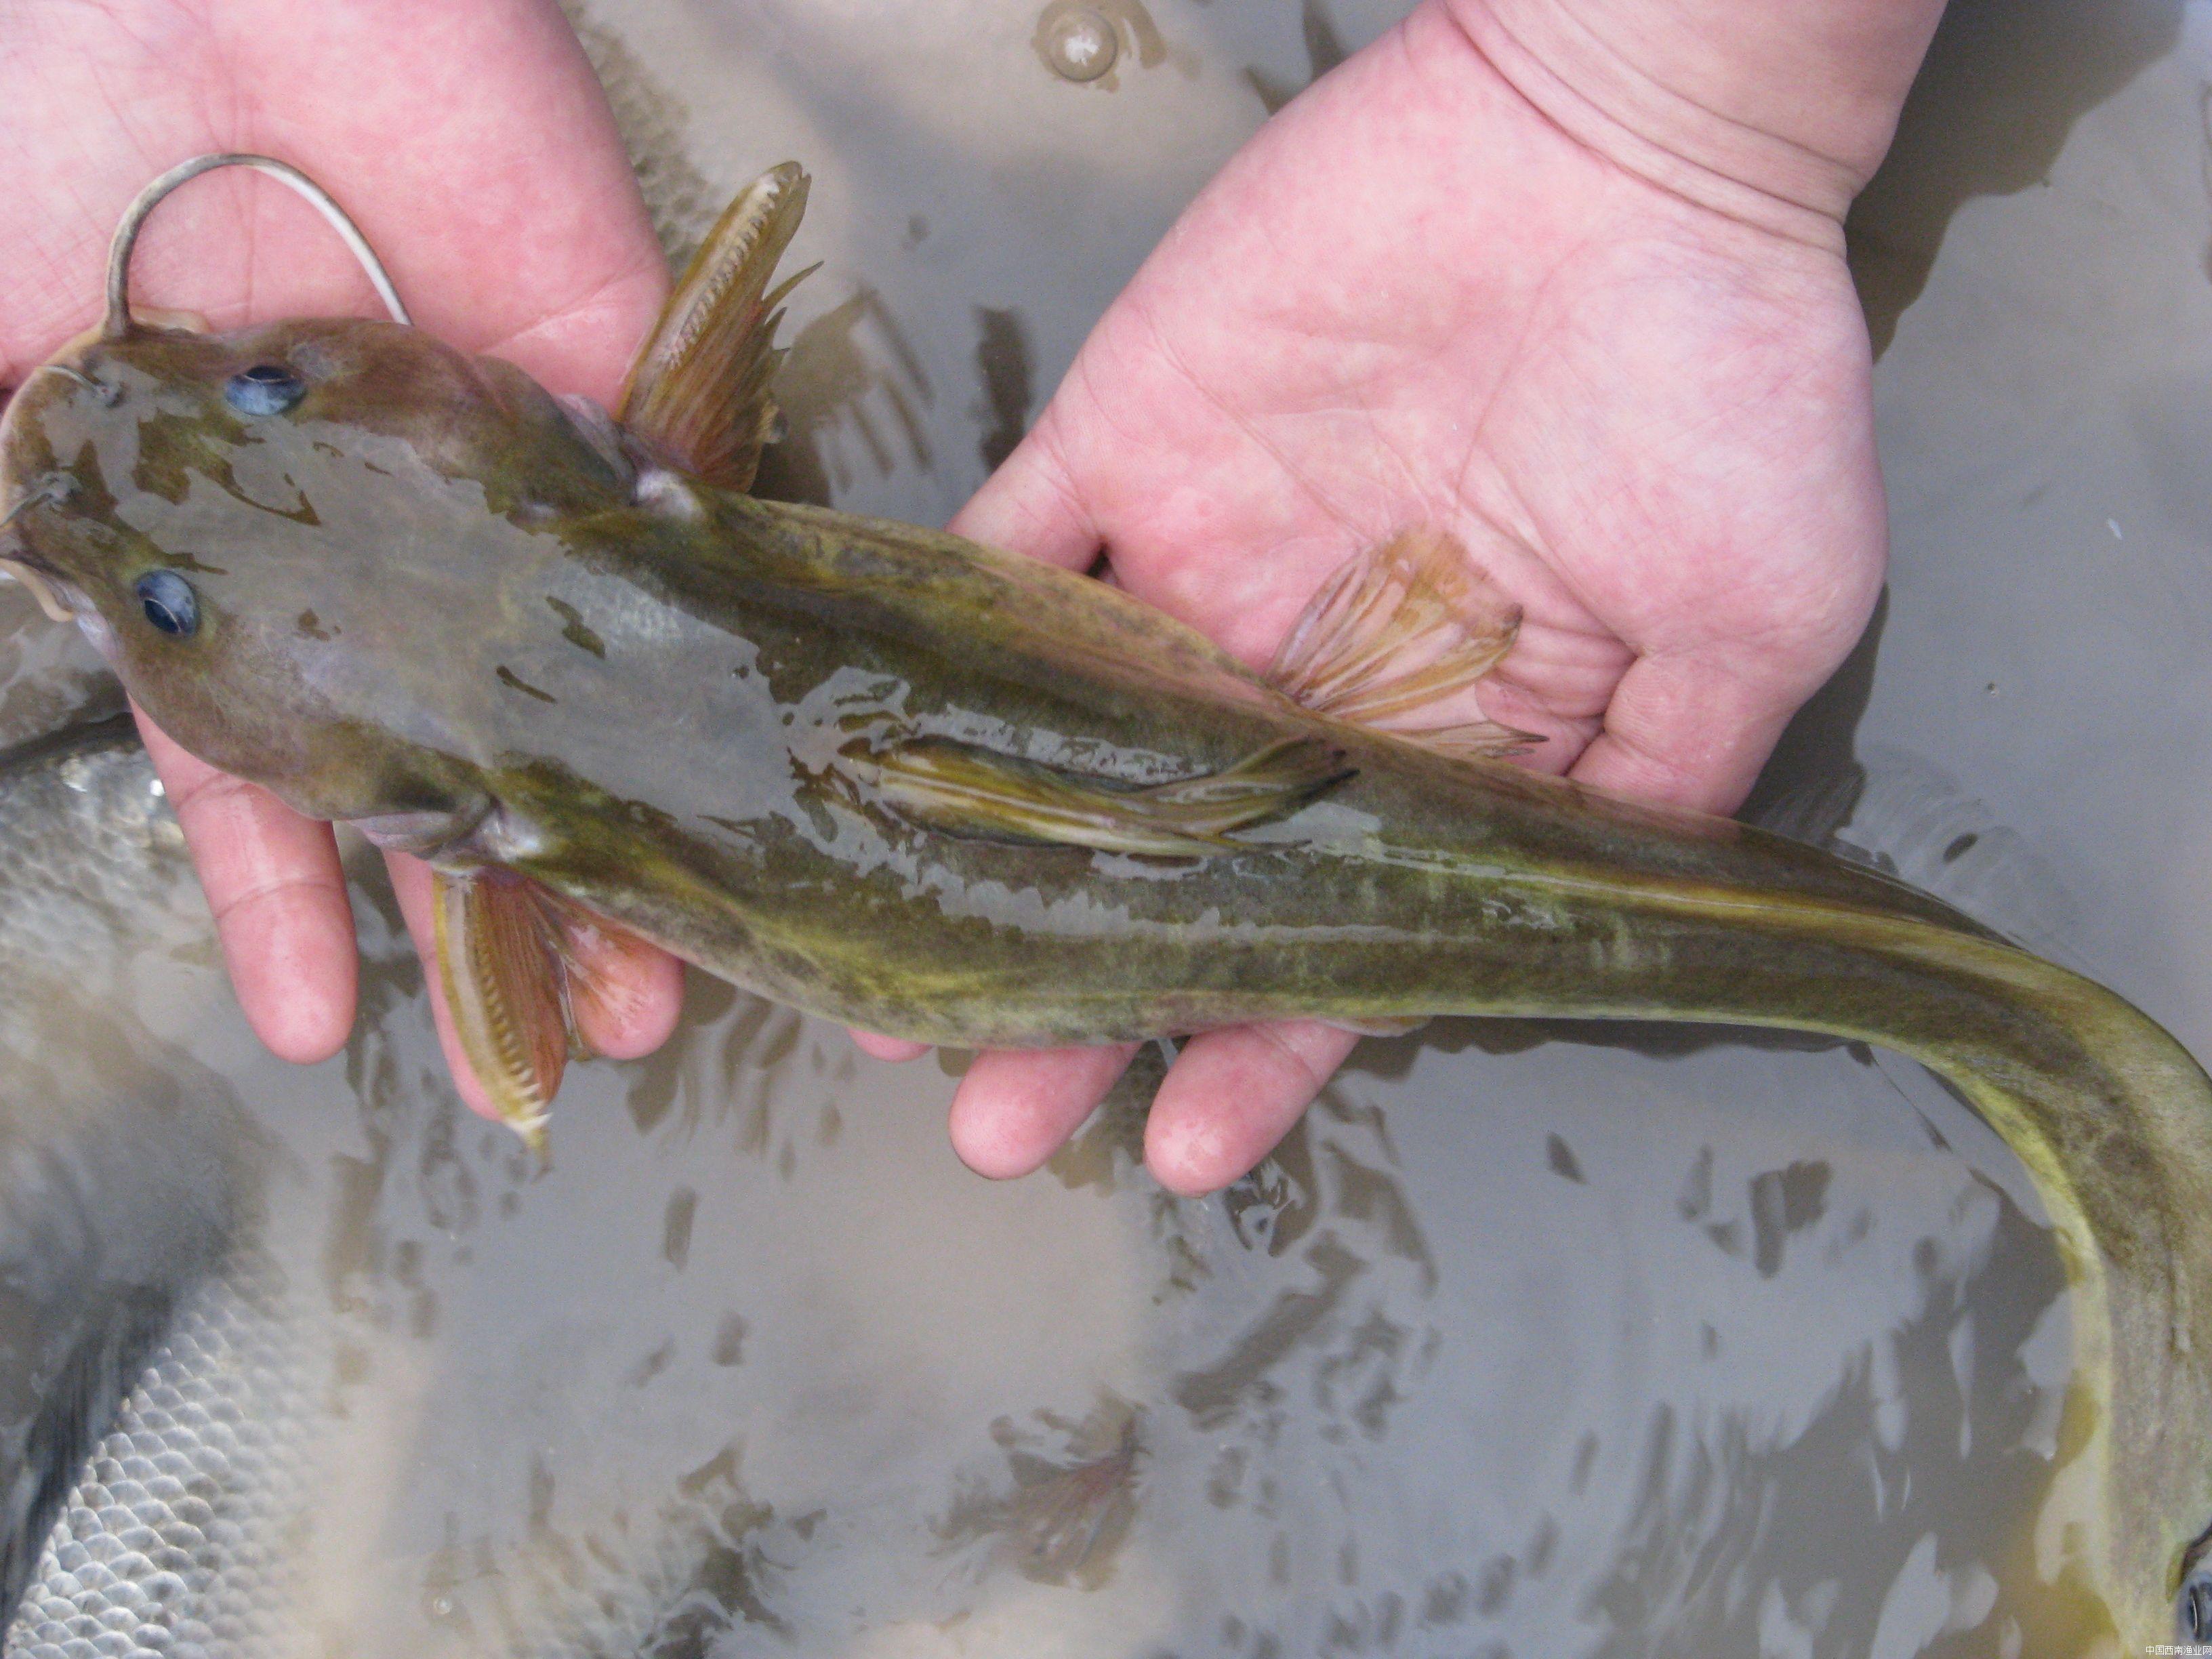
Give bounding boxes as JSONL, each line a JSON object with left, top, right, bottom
{"left": 618, "top": 163, "right": 815, "bottom": 492}
{"left": 859, "top": 735, "right": 1352, "bottom": 857}
{"left": 1267, "top": 529, "right": 1540, "bottom": 760}
{"left": 430, "top": 869, "right": 657, "bottom": 1151}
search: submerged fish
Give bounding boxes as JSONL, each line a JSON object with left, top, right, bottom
{"left": 0, "top": 724, "right": 832, "bottom": 1656}
{"left": 0, "top": 720, "right": 329, "bottom": 1654}
{"left": 1, "top": 151, "right": 2209, "bottom": 1645}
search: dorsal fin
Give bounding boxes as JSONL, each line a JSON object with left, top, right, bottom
{"left": 1266, "top": 529, "right": 1540, "bottom": 761}
{"left": 617, "top": 162, "right": 815, "bottom": 493}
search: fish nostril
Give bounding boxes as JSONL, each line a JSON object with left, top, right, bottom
{"left": 36, "top": 364, "right": 120, "bottom": 406}
{"left": 0, "top": 472, "right": 74, "bottom": 533}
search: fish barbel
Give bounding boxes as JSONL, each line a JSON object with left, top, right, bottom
{"left": 1, "top": 152, "right": 2210, "bottom": 1644}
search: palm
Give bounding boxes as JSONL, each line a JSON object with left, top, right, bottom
{"left": 994, "top": 7, "right": 1882, "bottom": 810}
{"left": 939, "top": 3, "right": 1886, "bottom": 1191}
{"left": 0, "top": 0, "right": 679, "bottom": 1086}
{"left": 0, "top": 0, "right": 661, "bottom": 392}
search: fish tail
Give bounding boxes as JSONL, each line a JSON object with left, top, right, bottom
{"left": 1860, "top": 930, "right": 2212, "bottom": 1652}
{"left": 1562, "top": 882, "right": 2212, "bottom": 1649}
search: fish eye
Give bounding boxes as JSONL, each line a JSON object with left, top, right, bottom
{"left": 224, "top": 363, "right": 305, "bottom": 417}
{"left": 2179, "top": 1572, "right": 2212, "bottom": 1641}
{"left": 134, "top": 570, "right": 199, "bottom": 638}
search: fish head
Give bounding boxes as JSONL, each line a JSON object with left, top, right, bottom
{"left": 0, "top": 313, "right": 635, "bottom": 834}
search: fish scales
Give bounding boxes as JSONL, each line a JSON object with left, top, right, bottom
{"left": 0, "top": 728, "right": 780, "bottom": 1656}
{"left": 7, "top": 1258, "right": 316, "bottom": 1659}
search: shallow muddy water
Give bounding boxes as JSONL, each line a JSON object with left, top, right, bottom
{"left": 5, "top": 0, "right": 2211, "bottom": 1654}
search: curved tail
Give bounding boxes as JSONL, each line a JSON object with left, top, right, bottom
{"left": 1555, "top": 854, "right": 2212, "bottom": 1650}
{"left": 1856, "top": 920, "right": 2212, "bottom": 1652}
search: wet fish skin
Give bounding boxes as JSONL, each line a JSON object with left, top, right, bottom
{"left": 0, "top": 321, "right": 2003, "bottom": 1042}
{"left": 4, "top": 173, "right": 2212, "bottom": 1645}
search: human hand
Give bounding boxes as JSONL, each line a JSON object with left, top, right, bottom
{"left": 0, "top": 0, "right": 686, "bottom": 1107}
{"left": 857, "top": 0, "right": 1946, "bottom": 1195}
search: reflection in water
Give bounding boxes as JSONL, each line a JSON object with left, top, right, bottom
{"left": 1741, "top": 590, "right": 1887, "bottom": 840}
{"left": 1030, "top": 0, "right": 1180, "bottom": 95}
{"left": 1845, "top": 0, "right": 2183, "bottom": 355}
{"left": 972, "top": 307, "right": 1034, "bottom": 471}
{"left": 0, "top": 586, "right": 117, "bottom": 750}
{"left": 1752, "top": 742, "right": 2085, "bottom": 984}
{"left": 1244, "top": 0, "right": 1351, "bottom": 116}
{"left": 1580, "top": 1181, "right": 2090, "bottom": 1659}
{"left": 753, "top": 287, "right": 934, "bottom": 507}
{"left": 9, "top": 0, "right": 2204, "bottom": 1648}
{"left": 935, "top": 1395, "right": 1143, "bottom": 1590}
{"left": 562, "top": 2, "right": 719, "bottom": 264}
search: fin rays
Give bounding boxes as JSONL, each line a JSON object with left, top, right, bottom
{"left": 618, "top": 163, "right": 813, "bottom": 492}
{"left": 431, "top": 869, "right": 657, "bottom": 1151}
{"left": 1267, "top": 528, "right": 1539, "bottom": 760}
{"left": 859, "top": 735, "right": 1352, "bottom": 858}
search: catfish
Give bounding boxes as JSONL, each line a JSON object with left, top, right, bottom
{"left": 3, "top": 152, "right": 2211, "bottom": 1647}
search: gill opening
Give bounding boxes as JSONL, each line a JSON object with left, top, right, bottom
{"left": 104, "top": 152, "right": 412, "bottom": 339}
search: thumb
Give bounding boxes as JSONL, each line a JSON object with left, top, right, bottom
{"left": 1566, "top": 650, "right": 1816, "bottom": 815}
{"left": 945, "top": 409, "right": 1099, "bottom": 569}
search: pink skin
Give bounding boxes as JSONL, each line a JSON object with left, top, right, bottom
{"left": 2, "top": 0, "right": 1944, "bottom": 1183}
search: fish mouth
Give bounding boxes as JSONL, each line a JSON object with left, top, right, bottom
{"left": 0, "top": 460, "right": 84, "bottom": 623}
{"left": 0, "top": 504, "right": 79, "bottom": 626}
{"left": 0, "top": 350, "right": 106, "bottom": 625}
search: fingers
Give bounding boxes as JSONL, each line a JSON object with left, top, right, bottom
{"left": 850, "top": 1029, "right": 930, "bottom": 1063}
{"left": 558, "top": 910, "right": 685, "bottom": 1061}
{"left": 134, "top": 708, "right": 357, "bottom": 1064}
{"left": 1143, "top": 1021, "right": 1359, "bottom": 1196}
{"left": 388, "top": 853, "right": 684, "bottom": 1123}
{"left": 945, "top": 413, "right": 1099, "bottom": 570}
{"left": 1568, "top": 651, "right": 1816, "bottom": 815}
{"left": 942, "top": 1020, "right": 1361, "bottom": 1191}
{"left": 949, "top": 1044, "right": 1141, "bottom": 1179}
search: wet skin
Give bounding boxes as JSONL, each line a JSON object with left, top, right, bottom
{"left": 5, "top": 306, "right": 2212, "bottom": 1645}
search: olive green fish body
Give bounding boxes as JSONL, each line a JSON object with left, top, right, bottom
{"left": 308, "top": 487, "right": 1971, "bottom": 1043}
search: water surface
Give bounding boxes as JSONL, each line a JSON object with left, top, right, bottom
{"left": 9, "top": 1, "right": 2212, "bottom": 1652}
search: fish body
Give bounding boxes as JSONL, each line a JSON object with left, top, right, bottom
{"left": 0, "top": 322, "right": 2044, "bottom": 1046}
{"left": 3, "top": 156, "right": 2211, "bottom": 1645}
